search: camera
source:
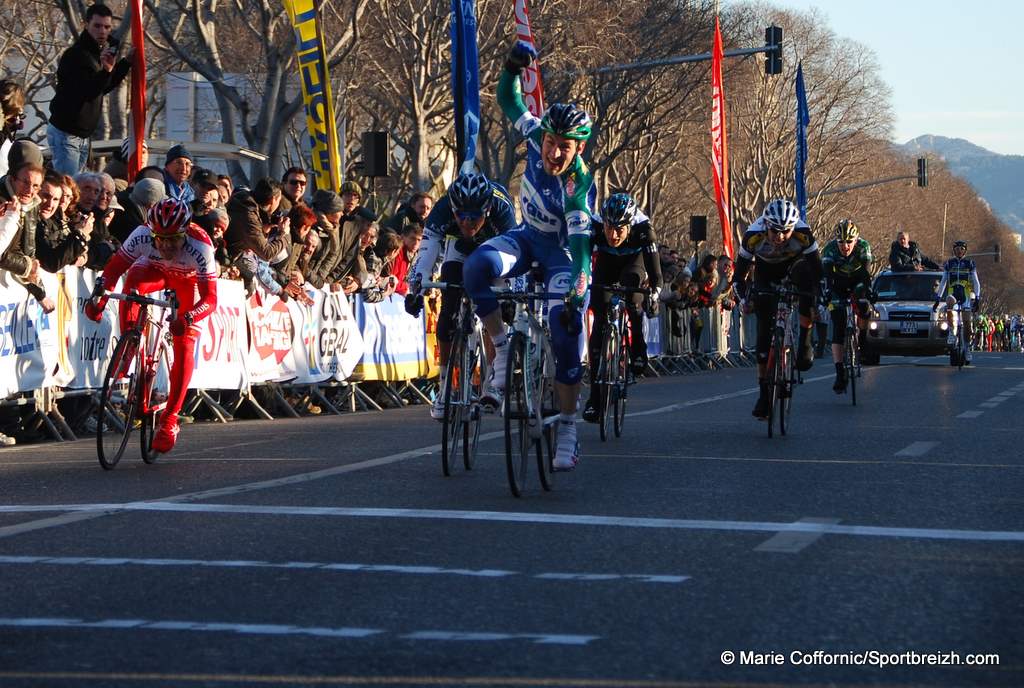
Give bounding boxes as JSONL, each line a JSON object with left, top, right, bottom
{"left": 270, "top": 209, "right": 287, "bottom": 225}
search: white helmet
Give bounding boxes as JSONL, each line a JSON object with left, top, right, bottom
{"left": 763, "top": 199, "right": 800, "bottom": 231}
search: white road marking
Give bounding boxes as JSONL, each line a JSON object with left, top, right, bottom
{"left": 979, "top": 402, "right": 1001, "bottom": 408}
{"left": 957, "top": 411, "right": 984, "bottom": 418}
{"left": 0, "top": 555, "right": 688, "bottom": 585}
{"left": 0, "top": 618, "right": 596, "bottom": 645}
{"left": 754, "top": 517, "right": 841, "bottom": 553}
{"left": 626, "top": 374, "right": 832, "bottom": 418}
{"left": 894, "top": 441, "right": 938, "bottom": 458}
{"left": 3, "top": 502, "right": 1023, "bottom": 543}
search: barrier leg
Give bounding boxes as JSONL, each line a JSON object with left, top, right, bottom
{"left": 309, "top": 384, "right": 341, "bottom": 415}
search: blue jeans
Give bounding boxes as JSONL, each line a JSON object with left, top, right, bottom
{"left": 47, "top": 123, "right": 90, "bottom": 176}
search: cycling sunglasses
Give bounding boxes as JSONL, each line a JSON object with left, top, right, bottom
{"left": 455, "top": 209, "right": 486, "bottom": 221}
{"left": 766, "top": 223, "right": 793, "bottom": 235}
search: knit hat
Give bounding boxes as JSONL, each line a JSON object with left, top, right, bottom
{"left": 7, "top": 139, "right": 43, "bottom": 173}
{"left": 340, "top": 180, "right": 362, "bottom": 197}
{"left": 312, "top": 188, "right": 344, "bottom": 214}
{"left": 130, "top": 178, "right": 166, "bottom": 208}
{"left": 165, "top": 144, "right": 193, "bottom": 166}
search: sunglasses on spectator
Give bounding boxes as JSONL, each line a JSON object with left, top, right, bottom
{"left": 286, "top": 178, "right": 307, "bottom": 187}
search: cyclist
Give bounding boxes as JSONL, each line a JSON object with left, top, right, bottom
{"left": 821, "top": 219, "right": 872, "bottom": 394}
{"left": 731, "top": 198, "right": 821, "bottom": 419}
{"left": 84, "top": 198, "right": 218, "bottom": 453}
{"left": 462, "top": 40, "right": 595, "bottom": 472}
{"left": 405, "top": 171, "right": 518, "bottom": 420}
{"left": 933, "top": 239, "right": 980, "bottom": 363}
{"left": 582, "top": 192, "right": 661, "bottom": 423}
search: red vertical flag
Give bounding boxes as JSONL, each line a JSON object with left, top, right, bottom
{"left": 127, "top": 0, "right": 146, "bottom": 181}
{"left": 513, "top": 0, "right": 545, "bottom": 116}
{"left": 710, "top": 15, "right": 734, "bottom": 259}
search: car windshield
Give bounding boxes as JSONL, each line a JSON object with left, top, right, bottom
{"left": 873, "top": 274, "right": 942, "bottom": 302}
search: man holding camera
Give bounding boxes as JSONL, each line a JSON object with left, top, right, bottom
{"left": 47, "top": 3, "right": 133, "bottom": 176}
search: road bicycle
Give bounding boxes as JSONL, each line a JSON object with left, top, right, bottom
{"left": 95, "top": 290, "right": 177, "bottom": 470}
{"left": 753, "top": 280, "right": 809, "bottom": 438}
{"left": 947, "top": 299, "right": 970, "bottom": 370}
{"left": 837, "top": 294, "right": 865, "bottom": 406}
{"left": 422, "top": 280, "right": 487, "bottom": 477}
{"left": 591, "top": 284, "right": 647, "bottom": 441}
{"left": 492, "top": 263, "right": 562, "bottom": 497}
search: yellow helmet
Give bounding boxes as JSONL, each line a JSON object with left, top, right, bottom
{"left": 834, "top": 219, "right": 859, "bottom": 242}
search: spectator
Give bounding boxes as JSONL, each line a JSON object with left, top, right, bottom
{"left": 58, "top": 174, "right": 78, "bottom": 216}
{"left": 692, "top": 254, "right": 719, "bottom": 307}
{"left": 225, "top": 177, "right": 288, "bottom": 264}
{"left": 216, "top": 175, "right": 233, "bottom": 207}
{"left": 109, "top": 178, "right": 164, "bottom": 243}
{"left": 304, "top": 189, "right": 347, "bottom": 289}
{"left": 162, "top": 144, "right": 195, "bottom": 203}
{"left": 0, "top": 141, "right": 52, "bottom": 312}
{"left": 35, "top": 170, "right": 88, "bottom": 272}
{"left": 190, "top": 168, "right": 220, "bottom": 216}
{"left": 386, "top": 220, "right": 422, "bottom": 296}
{"left": 889, "top": 230, "right": 939, "bottom": 272}
{"left": 328, "top": 207, "right": 376, "bottom": 294}
{"left": 281, "top": 167, "right": 308, "bottom": 206}
{"left": 46, "top": 3, "right": 132, "bottom": 175}
{"left": 136, "top": 165, "right": 165, "bottom": 183}
{"left": 272, "top": 202, "right": 316, "bottom": 288}
{"left": 361, "top": 225, "right": 401, "bottom": 303}
{"left": 383, "top": 190, "right": 433, "bottom": 233}
{"left": 0, "top": 79, "right": 26, "bottom": 178}
{"left": 339, "top": 180, "right": 364, "bottom": 218}
{"left": 193, "top": 206, "right": 232, "bottom": 273}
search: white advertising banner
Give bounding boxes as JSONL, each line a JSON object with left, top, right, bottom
{"left": 192, "top": 279, "right": 249, "bottom": 390}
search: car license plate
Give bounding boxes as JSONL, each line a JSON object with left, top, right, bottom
{"left": 900, "top": 321, "right": 918, "bottom": 334}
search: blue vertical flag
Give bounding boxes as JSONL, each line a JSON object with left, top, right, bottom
{"left": 451, "top": 0, "right": 481, "bottom": 172}
{"left": 795, "top": 62, "right": 810, "bottom": 220}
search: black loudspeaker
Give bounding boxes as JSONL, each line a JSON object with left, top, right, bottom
{"left": 689, "top": 215, "right": 708, "bottom": 243}
{"left": 361, "top": 131, "right": 390, "bottom": 177}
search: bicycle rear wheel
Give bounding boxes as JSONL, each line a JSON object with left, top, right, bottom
{"left": 441, "top": 336, "right": 465, "bottom": 477}
{"left": 766, "top": 332, "right": 781, "bottom": 438}
{"left": 536, "top": 352, "right": 556, "bottom": 492}
{"left": 504, "top": 334, "right": 531, "bottom": 497}
{"left": 97, "top": 333, "right": 140, "bottom": 470}
{"left": 463, "top": 335, "right": 486, "bottom": 471}
{"left": 846, "top": 333, "right": 857, "bottom": 407}
{"left": 613, "top": 339, "right": 629, "bottom": 438}
{"left": 780, "top": 343, "right": 795, "bottom": 436}
{"left": 598, "top": 327, "right": 615, "bottom": 442}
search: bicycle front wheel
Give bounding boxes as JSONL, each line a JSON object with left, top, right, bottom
{"left": 846, "top": 333, "right": 858, "bottom": 407}
{"left": 441, "top": 336, "right": 465, "bottom": 477}
{"left": 97, "top": 333, "right": 140, "bottom": 470}
{"left": 613, "top": 339, "right": 630, "bottom": 438}
{"left": 598, "top": 327, "right": 616, "bottom": 442}
{"left": 766, "top": 332, "right": 781, "bottom": 438}
{"left": 141, "top": 338, "right": 172, "bottom": 464}
{"left": 504, "top": 334, "right": 531, "bottom": 497}
{"left": 463, "top": 335, "right": 486, "bottom": 471}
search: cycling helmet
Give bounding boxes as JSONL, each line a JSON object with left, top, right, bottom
{"left": 602, "top": 192, "right": 638, "bottom": 226}
{"left": 953, "top": 240, "right": 968, "bottom": 249}
{"left": 147, "top": 198, "right": 192, "bottom": 237}
{"left": 763, "top": 198, "right": 800, "bottom": 231}
{"left": 834, "top": 219, "right": 859, "bottom": 242}
{"left": 448, "top": 172, "right": 492, "bottom": 214}
{"left": 539, "top": 103, "right": 592, "bottom": 141}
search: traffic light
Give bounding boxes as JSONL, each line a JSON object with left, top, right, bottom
{"left": 917, "top": 157, "right": 928, "bottom": 187}
{"left": 765, "top": 26, "right": 783, "bottom": 75}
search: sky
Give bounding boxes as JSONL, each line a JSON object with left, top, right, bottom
{"left": 769, "top": 0, "right": 1024, "bottom": 156}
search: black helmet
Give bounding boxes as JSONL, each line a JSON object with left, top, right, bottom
{"left": 448, "top": 172, "right": 492, "bottom": 214}
{"left": 953, "top": 240, "right": 968, "bottom": 250}
{"left": 601, "top": 193, "right": 638, "bottom": 226}
{"left": 539, "top": 103, "right": 592, "bottom": 141}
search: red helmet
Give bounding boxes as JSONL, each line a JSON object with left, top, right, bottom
{"left": 147, "top": 198, "right": 192, "bottom": 237}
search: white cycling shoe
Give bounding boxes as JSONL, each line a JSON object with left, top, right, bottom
{"left": 553, "top": 420, "right": 580, "bottom": 472}
{"left": 430, "top": 395, "right": 445, "bottom": 421}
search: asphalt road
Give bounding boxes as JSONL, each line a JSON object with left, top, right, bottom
{"left": 1, "top": 353, "right": 1022, "bottom": 687}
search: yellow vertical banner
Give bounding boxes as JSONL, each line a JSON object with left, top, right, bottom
{"left": 283, "top": 0, "right": 342, "bottom": 191}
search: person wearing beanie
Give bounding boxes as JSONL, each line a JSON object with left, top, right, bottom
{"left": 109, "top": 177, "right": 165, "bottom": 244}
{"left": 47, "top": 3, "right": 132, "bottom": 176}
{"left": 163, "top": 144, "right": 195, "bottom": 204}
{"left": 303, "top": 188, "right": 346, "bottom": 289}
{"left": 0, "top": 140, "right": 49, "bottom": 312}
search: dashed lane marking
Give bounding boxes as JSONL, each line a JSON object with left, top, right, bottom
{"left": 894, "top": 441, "right": 938, "bottom": 458}
{"left": 754, "top": 517, "right": 841, "bottom": 553}
{"left": 0, "top": 617, "right": 597, "bottom": 645}
{"left": 625, "top": 374, "right": 832, "bottom": 418}
{"left": 957, "top": 410, "right": 984, "bottom": 418}
{"left": 979, "top": 402, "right": 1002, "bottom": 408}
{"left": 0, "top": 555, "right": 689, "bottom": 585}
{"left": 2, "top": 502, "right": 1023, "bottom": 543}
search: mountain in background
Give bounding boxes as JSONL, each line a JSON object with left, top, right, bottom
{"left": 901, "top": 135, "right": 1024, "bottom": 236}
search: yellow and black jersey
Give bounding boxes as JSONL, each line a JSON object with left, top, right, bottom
{"left": 737, "top": 217, "right": 818, "bottom": 265}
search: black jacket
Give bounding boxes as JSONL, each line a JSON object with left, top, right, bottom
{"left": 36, "top": 212, "right": 88, "bottom": 273}
{"left": 49, "top": 31, "right": 131, "bottom": 137}
{"left": 889, "top": 240, "right": 940, "bottom": 272}
{"left": 107, "top": 189, "right": 146, "bottom": 244}
{"left": 225, "top": 190, "right": 287, "bottom": 263}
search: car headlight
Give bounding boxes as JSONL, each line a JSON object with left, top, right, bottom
{"left": 939, "top": 321, "right": 948, "bottom": 331}
{"left": 869, "top": 321, "right": 878, "bottom": 331}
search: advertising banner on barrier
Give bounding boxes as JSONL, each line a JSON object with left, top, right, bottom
{"left": 285, "top": 289, "right": 330, "bottom": 385}
{"left": 0, "top": 270, "right": 67, "bottom": 396}
{"left": 246, "top": 287, "right": 300, "bottom": 384}
{"left": 316, "top": 289, "right": 364, "bottom": 382}
{"left": 353, "top": 293, "right": 430, "bottom": 381}
{"left": 645, "top": 314, "right": 662, "bottom": 357}
{"left": 65, "top": 268, "right": 119, "bottom": 390}
{"left": 192, "top": 279, "right": 249, "bottom": 390}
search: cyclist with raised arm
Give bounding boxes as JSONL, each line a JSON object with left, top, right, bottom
{"left": 462, "top": 40, "right": 595, "bottom": 472}
{"left": 933, "top": 239, "right": 980, "bottom": 364}
{"left": 582, "top": 192, "right": 661, "bottom": 423}
{"left": 405, "top": 171, "right": 518, "bottom": 420}
{"left": 731, "top": 199, "right": 821, "bottom": 420}
{"left": 84, "top": 198, "right": 217, "bottom": 453}
{"left": 821, "top": 219, "right": 872, "bottom": 394}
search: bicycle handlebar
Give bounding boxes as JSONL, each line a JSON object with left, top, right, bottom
{"left": 105, "top": 290, "right": 179, "bottom": 323}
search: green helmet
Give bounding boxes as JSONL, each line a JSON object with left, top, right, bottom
{"left": 834, "top": 219, "right": 859, "bottom": 242}
{"left": 539, "top": 103, "right": 592, "bottom": 141}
